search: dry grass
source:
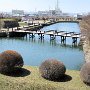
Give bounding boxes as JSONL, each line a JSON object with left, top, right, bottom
{"left": 0, "top": 66, "right": 90, "bottom": 90}
{"left": 80, "top": 14, "right": 90, "bottom": 62}
{"left": 0, "top": 18, "right": 14, "bottom": 21}
{"left": 80, "top": 15, "right": 90, "bottom": 42}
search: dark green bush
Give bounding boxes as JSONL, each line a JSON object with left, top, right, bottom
{"left": 3, "top": 21, "right": 19, "bottom": 28}
{"left": 39, "top": 59, "right": 66, "bottom": 81}
{"left": 0, "top": 50, "right": 24, "bottom": 73}
{"left": 80, "top": 62, "right": 90, "bottom": 84}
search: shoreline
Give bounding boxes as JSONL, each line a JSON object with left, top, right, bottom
{"left": 80, "top": 19, "right": 90, "bottom": 63}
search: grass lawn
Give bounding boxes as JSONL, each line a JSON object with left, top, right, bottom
{"left": 19, "top": 22, "right": 28, "bottom": 26}
{"left": 0, "top": 18, "right": 14, "bottom": 21}
{"left": 0, "top": 66, "right": 90, "bottom": 90}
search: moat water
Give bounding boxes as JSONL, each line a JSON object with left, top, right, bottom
{"left": 0, "top": 22, "right": 84, "bottom": 70}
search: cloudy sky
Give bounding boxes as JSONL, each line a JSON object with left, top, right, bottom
{"left": 0, "top": 0, "right": 90, "bottom": 13}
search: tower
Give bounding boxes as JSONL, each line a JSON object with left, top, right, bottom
{"left": 55, "top": 0, "right": 59, "bottom": 11}
{"left": 55, "top": 0, "right": 62, "bottom": 15}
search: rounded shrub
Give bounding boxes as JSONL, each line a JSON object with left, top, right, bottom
{"left": 0, "top": 50, "right": 24, "bottom": 73}
{"left": 39, "top": 59, "right": 66, "bottom": 80}
{"left": 80, "top": 62, "right": 90, "bottom": 84}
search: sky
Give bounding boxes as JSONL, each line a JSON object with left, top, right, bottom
{"left": 0, "top": 0, "right": 90, "bottom": 13}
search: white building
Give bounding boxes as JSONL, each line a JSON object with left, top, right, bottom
{"left": 12, "top": 10, "right": 24, "bottom": 16}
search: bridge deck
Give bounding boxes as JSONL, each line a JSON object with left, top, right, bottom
{"left": 9, "top": 30, "right": 80, "bottom": 38}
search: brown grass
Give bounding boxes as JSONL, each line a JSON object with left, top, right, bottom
{"left": 80, "top": 14, "right": 90, "bottom": 43}
{"left": 0, "top": 66, "right": 90, "bottom": 90}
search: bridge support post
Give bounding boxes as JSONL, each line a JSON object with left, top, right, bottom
{"left": 72, "top": 37, "right": 77, "bottom": 46}
{"left": 38, "top": 37, "right": 44, "bottom": 43}
{"left": 61, "top": 36, "right": 66, "bottom": 44}
{"left": 29, "top": 33, "right": 35, "bottom": 38}
{"left": 50, "top": 35, "right": 56, "bottom": 40}
{"left": 38, "top": 34, "right": 44, "bottom": 40}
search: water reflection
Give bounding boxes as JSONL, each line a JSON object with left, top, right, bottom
{"left": 38, "top": 38, "right": 44, "bottom": 44}
{"left": 25, "top": 36, "right": 83, "bottom": 51}
{"left": 50, "top": 39, "right": 57, "bottom": 46}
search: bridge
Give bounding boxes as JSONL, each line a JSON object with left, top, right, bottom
{"left": 0, "top": 21, "right": 81, "bottom": 45}
{"left": 8, "top": 29, "right": 80, "bottom": 45}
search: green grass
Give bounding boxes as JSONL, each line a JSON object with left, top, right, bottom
{"left": 18, "top": 22, "right": 28, "bottom": 26}
{"left": 0, "top": 66, "right": 90, "bottom": 90}
{"left": 0, "top": 18, "right": 14, "bottom": 21}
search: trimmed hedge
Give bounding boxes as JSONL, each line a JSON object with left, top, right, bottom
{"left": 3, "top": 21, "right": 19, "bottom": 28}
{"left": 0, "top": 50, "right": 24, "bottom": 73}
{"left": 39, "top": 59, "right": 66, "bottom": 81}
{"left": 80, "top": 62, "right": 90, "bottom": 84}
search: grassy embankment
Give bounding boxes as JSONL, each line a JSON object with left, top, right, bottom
{"left": 80, "top": 15, "right": 90, "bottom": 62}
{"left": 19, "top": 22, "right": 28, "bottom": 26}
{"left": 19, "top": 21, "right": 41, "bottom": 30}
{"left": 19, "top": 20, "right": 52, "bottom": 27}
{"left": 0, "top": 18, "right": 14, "bottom": 21}
{"left": 0, "top": 66, "right": 90, "bottom": 90}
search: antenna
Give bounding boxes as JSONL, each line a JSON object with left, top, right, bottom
{"left": 49, "top": 6, "right": 51, "bottom": 11}
{"left": 57, "top": 0, "right": 59, "bottom": 10}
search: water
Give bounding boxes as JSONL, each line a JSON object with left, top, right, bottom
{"left": 41, "top": 22, "right": 80, "bottom": 45}
{"left": 42, "top": 22, "right": 80, "bottom": 32}
{"left": 0, "top": 22, "right": 84, "bottom": 70}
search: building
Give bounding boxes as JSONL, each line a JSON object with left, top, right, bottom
{"left": 77, "top": 14, "right": 82, "bottom": 20}
{"left": 12, "top": 10, "right": 24, "bottom": 16}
